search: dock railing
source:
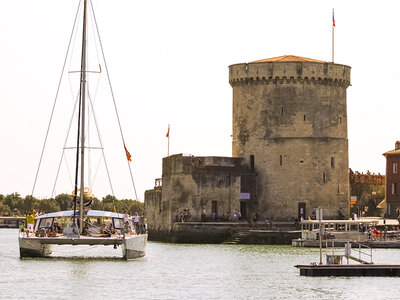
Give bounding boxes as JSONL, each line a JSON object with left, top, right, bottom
{"left": 350, "top": 241, "right": 373, "bottom": 264}
{"left": 325, "top": 240, "right": 373, "bottom": 264}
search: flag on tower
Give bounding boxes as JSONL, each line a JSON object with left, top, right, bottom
{"left": 166, "top": 125, "right": 170, "bottom": 138}
{"left": 124, "top": 143, "right": 132, "bottom": 162}
{"left": 332, "top": 10, "right": 335, "bottom": 27}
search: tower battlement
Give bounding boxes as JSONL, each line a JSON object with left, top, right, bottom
{"left": 229, "top": 61, "right": 350, "bottom": 88}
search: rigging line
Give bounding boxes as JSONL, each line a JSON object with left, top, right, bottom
{"left": 31, "top": 0, "right": 83, "bottom": 197}
{"left": 87, "top": 91, "right": 115, "bottom": 196}
{"left": 64, "top": 153, "right": 74, "bottom": 193}
{"left": 89, "top": 0, "right": 138, "bottom": 201}
{"left": 67, "top": 1, "right": 82, "bottom": 105}
{"left": 87, "top": 89, "right": 92, "bottom": 189}
{"left": 51, "top": 93, "right": 80, "bottom": 198}
{"left": 86, "top": 80, "right": 102, "bottom": 190}
{"left": 89, "top": 149, "right": 103, "bottom": 192}
{"left": 88, "top": 4, "right": 103, "bottom": 77}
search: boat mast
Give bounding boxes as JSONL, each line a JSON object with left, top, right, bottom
{"left": 79, "top": 0, "right": 88, "bottom": 234}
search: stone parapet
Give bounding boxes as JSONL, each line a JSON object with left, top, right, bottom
{"left": 229, "top": 62, "right": 351, "bottom": 88}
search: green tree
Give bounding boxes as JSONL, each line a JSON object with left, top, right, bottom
{"left": 19, "top": 195, "right": 39, "bottom": 215}
{"left": 37, "top": 198, "right": 61, "bottom": 213}
{"left": 102, "top": 195, "right": 117, "bottom": 204}
{"left": 55, "top": 193, "right": 74, "bottom": 211}
{"left": 3, "top": 193, "right": 22, "bottom": 210}
{"left": 0, "top": 202, "right": 11, "bottom": 216}
{"left": 90, "top": 198, "right": 102, "bottom": 210}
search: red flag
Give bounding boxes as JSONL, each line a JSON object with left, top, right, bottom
{"left": 124, "top": 143, "right": 132, "bottom": 162}
{"left": 166, "top": 126, "right": 170, "bottom": 138}
{"left": 332, "top": 10, "right": 335, "bottom": 27}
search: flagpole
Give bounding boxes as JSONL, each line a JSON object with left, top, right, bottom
{"left": 332, "top": 8, "right": 335, "bottom": 63}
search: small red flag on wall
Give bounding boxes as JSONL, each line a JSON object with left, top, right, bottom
{"left": 166, "top": 126, "right": 170, "bottom": 138}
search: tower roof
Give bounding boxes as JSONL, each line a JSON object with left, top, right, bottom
{"left": 252, "top": 55, "right": 326, "bottom": 63}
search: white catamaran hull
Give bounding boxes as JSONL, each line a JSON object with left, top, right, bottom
{"left": 18, "top": 235, "right": 52, "bottom": 258}
{"left": 19, "top": 233, "right": 148, "bottom": 259}
{"left": 122, "top": 234, "right": 148, "bottom": 259}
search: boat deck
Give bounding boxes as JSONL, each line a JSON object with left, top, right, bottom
{"left": 293, "top": 239, "right": 400, "bottom": 248}
{"left": 20, "top": 235, "right": 125, "bottom": 246}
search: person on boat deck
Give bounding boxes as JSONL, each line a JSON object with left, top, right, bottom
{"left": 123, "top": 211, "right": 129, "bottom": 224}
{"left": 133, "top": 212, "right": 140, "bottom": 231}
{"left": 123, "top": 211, "right": 130, "bottom": 234}
{"left": 128, "top": 215, "right": 134, "bottom": 233}
{"left": 26, "top": 212, "right": 35, "bottom": 232}
{"left": 19, "top": 221, "right": 25, "bottom": 232}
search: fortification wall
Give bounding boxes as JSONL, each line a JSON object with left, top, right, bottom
{"left": 145, "top": 154, "right": 254, "bottom": 232}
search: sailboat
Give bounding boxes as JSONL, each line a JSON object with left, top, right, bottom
{"left": 18, "top": 0, "right": 147, "bottom": 259}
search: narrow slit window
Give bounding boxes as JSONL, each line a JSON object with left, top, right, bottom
{"left": 281, "top": 107, "right": 284, "bottom": 115}
{"left": 339, "top": 116, "right": 342, "bottom": 124}
{"left": 331, "top": 157, "right": 335, "bottom": 169}
{"left": 280, "top": 155, "right": 283, "bottom": 166}
{"left": 392, "top": 182, "right": 397, "bottom": 195}
{"left": 250, "top": 155, "right": 255, "bottom": 172}
{"left": 323, "top": 172, "right": 326, "bottom": 183}
{"left": 393, "top": 163, "right": 398, "bottom": 174}
{"left": 303, "top": 115, "right": 306, "bottom": 121}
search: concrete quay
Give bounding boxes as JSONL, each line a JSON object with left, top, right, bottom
{"left": 148, "top": 221, "right": 301, "bottom": 244}
{"left": 0, "top": 217, "right": 25, "bottom": 228}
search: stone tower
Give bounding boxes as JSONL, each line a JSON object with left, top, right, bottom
{"left": 229, "top": 55, "right": 351, "bottom": 220}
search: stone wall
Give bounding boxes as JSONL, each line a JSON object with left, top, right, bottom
{"left": 144, "top": 154, "right": 256, "bottom": 232}
{"left": 229, "top": 61, "right": 351, "bottom": 220}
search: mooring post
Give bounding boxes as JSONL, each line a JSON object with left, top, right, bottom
{"left": 317, "top": 207, "right": 323, "bottom": 265}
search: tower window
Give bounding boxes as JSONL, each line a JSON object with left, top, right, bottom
{"left": 339, "top": 117, "right": 342, "bottom": 124}
{"left": 303, "top": 115, "right": 306, "bottom": 121}
{"left": 331, "top": 157, "right": 335, "bottom": 169}
{"left": 280, "top": 155, "right": 283, "bottom": 166}
{"left": 393, "top": 163, "right": 398, "bottom": 174}
{"left": 323, "top": 172, "right": 326, "bottom": 183}
{"left": 250, "top": 155, "right": 255, "bottom": 172}
{"left": 281, "top": 107, "right": 284, "bottom": 115}
{"left": 392, "top": 183, "right": 397, "bottom": 195}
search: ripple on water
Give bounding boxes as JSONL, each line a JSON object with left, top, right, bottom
{"left": 2, "top": 229, "right": 400, "bottom": 299}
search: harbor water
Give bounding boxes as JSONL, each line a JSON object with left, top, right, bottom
{"left": 1, "top": 229, "right": 400, "bottom": 299}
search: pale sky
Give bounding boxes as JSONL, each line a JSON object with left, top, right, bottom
{"left": 1, "top": 0, "right": 399, "bottom": 201}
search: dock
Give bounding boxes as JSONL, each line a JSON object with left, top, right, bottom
{"left": 295, "top": 264, "right": 400, "bottom": 276}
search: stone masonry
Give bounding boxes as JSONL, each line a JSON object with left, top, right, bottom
{"left": 145, "top": 154, "right": 256, "bottom": 233}
{"left": 229, "top": 55, "right": 351, "bottom": 220}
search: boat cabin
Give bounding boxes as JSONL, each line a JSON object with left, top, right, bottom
{"left": 34, "top": 210, "right": 124, "bottom": 237}
{"left": 300, "top": 219, "right": 379, "bottom": 242}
